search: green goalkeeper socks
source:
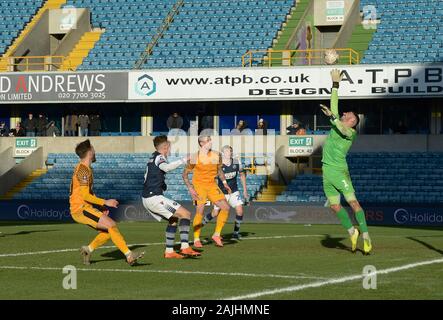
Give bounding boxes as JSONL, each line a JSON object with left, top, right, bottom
{"left": 355, "top": 210, "right": 369, "bottom": 233}
{"left": 336, "top": 208, "right": 353, "bottom": 231}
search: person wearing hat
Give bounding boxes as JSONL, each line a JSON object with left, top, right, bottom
{"left": 256, "top": 118, "right": 267, "bottom": 135}
{"left": 287, "top": 119, "right": 305, "bottom": 135}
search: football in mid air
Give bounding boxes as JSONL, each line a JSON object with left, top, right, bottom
{"left": 324, "top": 49, "right": 339, "bottom": 65}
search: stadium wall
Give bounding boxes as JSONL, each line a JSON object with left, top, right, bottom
{"left": 12, "top": 11, "right": 51, "bottom": 62}
{"left": 0, "top": 147, "right": 43, "bottom": 196}
{"left": 0, "top": 147, "right": 15, "bottom": 176}
{"left": 52, "top": 9, "right": 91, "bottom": 57}
{"left": 332, "top": 0, "right": 361, "bottom": 49}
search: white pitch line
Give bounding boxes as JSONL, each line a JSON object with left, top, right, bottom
{"left": 242, "top": 235, "right": 323, "bottom": 241}
{"left": 0, "top": 265, "right": 325, "bottom": 280}
{"left": 0, "top": 234, "right": 323, "bottom": 258}
{"left": 0, "top": 242, "right": 165, "bottom": 258}
{"left": 223, "top": 257, "right": 443, "bottom": 300}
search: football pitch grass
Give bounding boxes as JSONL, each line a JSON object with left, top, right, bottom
{"left": 0, "top": 221, "right": 442, "bottom": 300}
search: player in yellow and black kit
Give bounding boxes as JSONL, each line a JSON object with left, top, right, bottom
{"left": 182, "top": 136, "right": 232, "bottom": 248}
{"left": 69, "top": 139, "right": 144, "bottom": 266}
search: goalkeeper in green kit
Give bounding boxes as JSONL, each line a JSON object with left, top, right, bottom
{"left": 320, "top": 69, "right": 372, "bottom": 255}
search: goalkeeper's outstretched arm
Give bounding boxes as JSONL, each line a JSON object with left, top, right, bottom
{"left": 320, "top": 69, "right": 354, "bottom": 138}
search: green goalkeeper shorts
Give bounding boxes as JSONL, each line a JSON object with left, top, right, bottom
{"left": 322, "top": 165, "right": 355, "bottom": 205}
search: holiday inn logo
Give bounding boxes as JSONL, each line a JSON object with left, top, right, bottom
{"left": 135, "top": 74, "right": 156, "bottom": 96}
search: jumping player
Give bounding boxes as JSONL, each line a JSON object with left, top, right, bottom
{"left": 142, "top": 135, "right": 201, "bottom": 258}
{"left": 320, "top": 69, "right": 372, "bottom": 255}
{"left": 182, "top": 136, "right": 232, "bottom": 248}
{"left": 69, "top": 139, "right": 144, "bottom": 265}
{"left": 201, "top": 145, "right": 249, "bottom": 240}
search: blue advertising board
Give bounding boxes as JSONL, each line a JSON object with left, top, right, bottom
{"left": 1, "top": 201, "right": 443, "bottom": 227}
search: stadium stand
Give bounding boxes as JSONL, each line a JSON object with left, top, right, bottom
{"left": 361, "top": 0, "right": 443, "bottom": 64}
{"left": 143, "top": 0, "right": 294, "bottom": 68}
{"left": 12, "top": 153, "right": 267, "bottom": 201}
{"left": 0, "top": 0, "right": 45, "bottom": 55}
{"left": 64, "top": 0, "right": 294, "bottom": 70}
{"left": 64, "top": 0, "right": 179, "bottom": 70}
{"left": 277, "top": 152, "right": 443, "bottom": 204}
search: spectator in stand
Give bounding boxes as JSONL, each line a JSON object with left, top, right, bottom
{"left": 78, "top": 114, "right": 90, "bottom": 137}
{"left": 0, "top": 121, "right": 9, "bottom": 137}
{"left": 256, "top": 118, "right": 268, "bottom": 135}
{"left": 232, "top": 120, "right": 245, "bottom": 134}
{"left": 286, "top": 120, "right": 306, "bottom": 135}
{"left": 393, "top": 120, "right": 408, "bottom": 134}
{"left": 37, "top": 113, "right": 48, "bottom": 136}
{"left": 64, "top": 114, "right": 78, "bottom": 136}
{"left": 46, "top": 121, "right": 61, "bottom": 137}
{"left": 89, "top": 114, "right": 101, "bottom": 136}
{"left": 166, "top": 112, "right": 183, "bottom": 130}
{"left": 9, "top": 122, "right": 25, "bottom": 137}
{"left": 23, "top": 113, "right": 36, "bottom": 137}
{"left": 200, "top": 115, "right": 213, "bottom": 133}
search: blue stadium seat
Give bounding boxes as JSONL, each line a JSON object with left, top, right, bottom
{"left": 119, "top": 0, "right": 296, "bottom": 69}
{"left": 361, "top": 0, "right": 443, "bottom": 64}
{"left": 15, "top": 153, "right": 268, "bottom": 201}
{"left": 277, "top": 152, "right": 443, "bottom": 204}
{"left": 0, "top": 0, "right": 44, "bottom": 55}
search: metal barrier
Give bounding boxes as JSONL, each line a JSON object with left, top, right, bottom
{"left": 133, "top": 0, "right": 184, "bottom": 69}
{"left": 242, "top": 48, "right": 360, "bottom": 67}
{"left": 239, "top": 155, "right": 270, "bottom": 174}
{"left": 0, "top": 55, "right": 66, "bottom": 72}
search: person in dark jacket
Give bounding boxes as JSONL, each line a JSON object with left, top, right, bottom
{"left": 64, "top": 114, "right": 78, "bottom": 136}
{"left": 10, "top": 122, "right": 25, "bottom": 137}
{"left": 78, "top": 114, "right": 90, "bottom": 137}
{"left": 89, "top": 114, "right": 102, "bottom": 136}
{"left": 37, "top": 114, "right": 48, "bottom": 136}
{"left": 23, "top": 113, "right": 36, "bottom": 137}
{"left": 46, "top": 121, "right": 61, "bottom": 137}
{"left": 0, "top": 121, "right": 9, "bottom": 137}
{"left": 166, "top": 112, "right": 183, "bottom": 130}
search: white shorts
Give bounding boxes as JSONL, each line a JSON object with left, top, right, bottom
{"left": 142, "top": 195, "right": 181, "bottom": 222}
{"left": 214, "top": 191, "right": 243, "bottom": 210}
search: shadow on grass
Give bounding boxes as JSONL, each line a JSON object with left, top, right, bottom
{"left": 320, "top": 234, "right": 363, "bottom": 254}
{"left": 407, "top": 237, "right": 443, "bottom": 255}
{"left": 0, "top": 229, "right": 58, "bottom": 237}
{"left": 204, "top": 231, "right": 257, "bottom": 247}
{"left": 93, "top": 245, "right": 151, "bottom": 266}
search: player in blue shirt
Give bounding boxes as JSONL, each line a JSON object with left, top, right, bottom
{"left": 142, "top": 135, "right": 201, "bottom": 258}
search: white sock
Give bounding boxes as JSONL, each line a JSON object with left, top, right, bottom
{"left": 181, "top": 243, "right": 189, "bottom": 250}
{"left": 362, "top": 232, "right": 370, "bottom": 240}
{"left": 124, "top": 251, "right": 131, "bottom": 257}
{"left": 165, "top": 247, "right": 174, "bottom": 254}
{"left": 213, "top": 232, "right": 220, "bottom": 237}
{"left": 194, "top": 238, "right": 200, "bottom": 242}
{"left": 347, "top": 227, "right": 355, "bottom": 236}
{"left": 87, "top": 245, "right": 94, "bottom": 253}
